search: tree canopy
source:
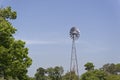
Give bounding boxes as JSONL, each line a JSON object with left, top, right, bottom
{"left": 34, "top": 66, "right": 64, "bottom": 80}
{"left": 0, "top": 7, "right": 32, "bottom": 80}
{"left": 80, "top": 63, "right": 120, "bottom": 80}
{"left": 101, "top": 63, "right": 120, "bottom": 75}
{"left": 84, "top": 62, "right": 94, "bottom": 71}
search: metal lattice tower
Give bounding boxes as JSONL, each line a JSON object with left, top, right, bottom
{"left": 69, "top": 27, "right": 80, "bottom": 80}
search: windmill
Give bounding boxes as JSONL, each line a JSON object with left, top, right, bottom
{"left": 69, "top": 27, "right": 80, "bottom": 80}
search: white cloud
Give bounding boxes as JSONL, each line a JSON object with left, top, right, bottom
{"left": 16, "top": 38, "right": 110, "bottom": 54}
{"left": 19, "top": 38, "right": 72, "bottom": 45}
{"left": 24, "top": 40, "right": 58, "bottom": 45}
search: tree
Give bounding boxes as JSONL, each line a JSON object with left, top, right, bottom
{"left": 0, "top": 7, "right": 32, "bottom": 80}
{"left": 80, "top": 62, "right": 107, "bottom": 80}
{"left": 62, "top": 71, "right": 79, "bottom": 80}
{"left": 34, "top": 66, "right": 63, "bottom": 80}
{"left": 106, "top": 74, "right": 120, "bottom": 80}
{"left": 80, "top": 69, "right": 107, "bottom": 80}
{"left": 115, "top": 63, "right": 120, "bottom": 74}
{"left": 35, "top": 67, "right": 46, "bottom": 80}
{"left": 84, "top": 62, "right": 94, "bottom": 71}
{"left": 46, "top": 66, "right": 63, "bottom": 80}
{"left": 101, "top": 63, "right": 120, "bottom": 75}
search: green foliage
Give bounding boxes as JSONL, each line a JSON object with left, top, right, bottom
{"left": 80, "top": 62, "right": 120, "bottom": 80}
{"left": 47, "top": 66, "right": 63, "bottom": 80}
{"left": 106, "top": 74, "right": 120, "bottom": 80}
{"left": 34, "top": 62, "right": 120, "bottom": 80}
{"left": 101, "top": 63, "right": 120, "bottom": 75}
{"left": 29, "top": 77, "right": 35, "bottom": 80}
{"left": 0, "top": 7, "right": 16, "bottom": 19}
{"left": 62, "top": 71, "right": 79, "bottom": 80}
{"left": 34, "top": 66, "right": 63, "bottom": 80}
{"left": 35, "top": 67, "right": 46, "bottom": 80}
{"left": 80, "top": 69, "right": 107, "bottom": 80}
{"left": 84, "top": 62, "right": 94, "bottom": 71}
{"left": 0, "top": 7, "right": 32, "bottom": 80}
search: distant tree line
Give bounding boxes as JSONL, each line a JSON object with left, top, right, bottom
{"left": 32, "top": 62, "right": 120, "bottom": 80}
{"left": 80, "top": 62, "right": 120, "bottom": 80}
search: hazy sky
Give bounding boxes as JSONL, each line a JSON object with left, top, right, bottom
{"left": 0, "top": 0, "right": 120, "bottom": 77}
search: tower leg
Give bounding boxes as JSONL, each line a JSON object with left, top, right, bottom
{"left": 70, "top": 38, "right": 79, "bottom": 80}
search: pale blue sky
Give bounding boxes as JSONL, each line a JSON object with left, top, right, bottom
{"left": 0, "top": 0, "right": 120, "bottom": 77}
